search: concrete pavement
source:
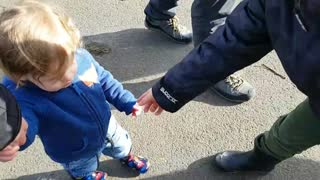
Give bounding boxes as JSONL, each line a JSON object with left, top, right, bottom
{"left": 0, "top": 0, "right": 319, "bottom": 179}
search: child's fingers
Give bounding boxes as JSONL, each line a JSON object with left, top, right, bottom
{"left": 132, "top": 111, "right": 136, "bottom": 117}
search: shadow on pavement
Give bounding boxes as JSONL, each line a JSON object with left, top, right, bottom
{"left": 142, "top": 156, "right": 320, "bottom": 180}
{"left": 12, "top": 156, "right": 320, "bottom": 180}
{"left": 83, "top": 28, "right": 191, "bottom": 83}
{"left": 10, "top": 159, "right": 139, "bottom": 180}
{"left": 83, "top": 28, "right": 236, "bottom": 107}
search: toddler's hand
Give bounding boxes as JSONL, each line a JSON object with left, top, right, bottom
{"left": 132, "top": 103, "right": 143, "bottom": 118}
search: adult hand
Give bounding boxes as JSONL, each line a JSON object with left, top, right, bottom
{"left": 0, "top": 118, "right": 28, "bottom": 162}
{"left": 137, "top": 88, "right": 163, "bottom": 115}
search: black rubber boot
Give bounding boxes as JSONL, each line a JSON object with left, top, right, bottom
{"left": 214, "top": 146, "right": 281, "bottom": 173}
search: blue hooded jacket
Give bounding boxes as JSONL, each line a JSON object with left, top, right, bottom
{"left": 3, "top": 49, "right": 136, "bottom": 163}
{"left": 152, "top": 0, "right": 320, "bottom": 117}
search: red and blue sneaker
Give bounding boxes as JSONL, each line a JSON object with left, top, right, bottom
{"left": 74, "top": 171, "right": 107, "bottom": 180}
{"left": 120, "top": 152, "right": 150, "bottom": 174}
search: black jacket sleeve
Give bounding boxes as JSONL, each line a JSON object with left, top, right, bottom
{"left": 152, "top": 0, "right": 272, "bottom": 112}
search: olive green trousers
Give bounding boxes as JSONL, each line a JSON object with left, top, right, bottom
{"left": 256, "top": 99, "right": 320, "bottom": 160}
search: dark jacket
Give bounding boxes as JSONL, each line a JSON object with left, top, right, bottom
{"left": 152, "top": 0, "right": 320, "bottom": 117}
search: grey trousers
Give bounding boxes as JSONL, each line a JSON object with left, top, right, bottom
{"left": 191, "top": 0, "right": 243, "bottom": 46}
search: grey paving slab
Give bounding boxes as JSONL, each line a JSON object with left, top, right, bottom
{"left": 0, "top": 0, "right": 319, "bottom": 180}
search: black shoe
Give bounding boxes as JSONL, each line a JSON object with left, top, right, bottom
{"left": 144, "top": 16, "right": 192, "bottom": 44}
{"left": 214, "top": 148, "right": 281, "bottom": 173}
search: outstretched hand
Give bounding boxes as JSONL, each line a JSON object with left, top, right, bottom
{"left": 137, "top": 88, "right": 163, "bottom": 115}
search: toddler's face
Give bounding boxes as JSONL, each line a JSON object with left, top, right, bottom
{"left": 24, "top": 59, "right": 77, "bottom": 92}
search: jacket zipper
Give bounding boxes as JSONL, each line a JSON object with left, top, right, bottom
{"left": 72, "top": 84, "right": 105, "bottom": 145}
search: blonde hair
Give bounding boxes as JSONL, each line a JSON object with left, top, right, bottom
{"left": 0, "top": 0, "right": 81, "bottom": 85}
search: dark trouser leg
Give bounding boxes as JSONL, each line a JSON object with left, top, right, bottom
{"left": 144, "top": 0, "right": 192, "bottom": 43}
{"left": 191, "top": 0, "right": 243, "bottom": 47}
{"left": 191, "top": 0, "right": 255, "bottom": 103}
{"left": 144, "top": 0, "right": 178, "bottom": 20}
